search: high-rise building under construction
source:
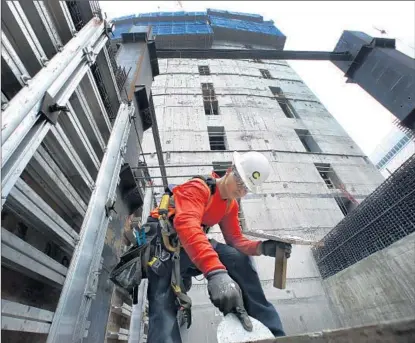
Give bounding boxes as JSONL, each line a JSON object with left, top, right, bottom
{"left": 111, "top": 9, "right": 386, "bottom": 338}
{"left": 2, "top": 2, "right": 413, "bottom": 342}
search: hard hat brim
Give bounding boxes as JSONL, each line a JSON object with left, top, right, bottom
{"left": 233, "top": 151, "right": 259, "bottom": 194}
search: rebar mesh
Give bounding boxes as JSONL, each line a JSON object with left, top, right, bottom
{"left": 313, "top": 153, "right": 415, "bottom": 279}
{"left": 91, "top": 63, "right": 115, "bottom": 120}
{"left": 107, "top": 42, "right": 129, "bottom": 93}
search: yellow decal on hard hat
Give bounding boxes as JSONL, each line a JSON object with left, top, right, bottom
{"left": 252, "top": 171, "right": 260, "bottom": 180}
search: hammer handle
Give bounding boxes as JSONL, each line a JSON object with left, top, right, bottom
{"left": 273, "top": 246, "right": 287, "bottom": 289}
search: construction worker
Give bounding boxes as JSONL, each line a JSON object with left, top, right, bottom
{"left": 145, "top": 151, "right": 292, "bottom": 343}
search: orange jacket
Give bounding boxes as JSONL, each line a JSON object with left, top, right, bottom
{"left": 169, "top": 174, "right": 261, "bottom": 275}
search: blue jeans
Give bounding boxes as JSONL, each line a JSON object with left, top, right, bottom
{"left": 147, "top": 239, "right": 285, "bottom": 343}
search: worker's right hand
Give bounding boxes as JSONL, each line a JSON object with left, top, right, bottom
{"left": 206, "top": 270, "right": 253, "bottom": 332}
{"left": 260, "top": 240, "right": 292, "bottom": 258}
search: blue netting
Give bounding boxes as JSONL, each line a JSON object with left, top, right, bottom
{"left": 209, "top": 16, "right": 283, "bottom": 36}
{"left": 132, "top": 20, "right": 212, "bottom": 36}
{"left": 137, "top": 11, "right": 207, "bottom": 18}
{"left": 153, "top": 23, "right": 212, "bottom": 35}
{"left": 207, "top": 8, "right": 263, "bottom": 20}
{"left": 134, "top": 20, "right": 208, "bottom": 26}
{"left": 112, "top": 10, "right": 284, "bottom": 39}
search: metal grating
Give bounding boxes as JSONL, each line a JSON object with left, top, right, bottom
{"left": 91, "top": 63, "right": 115, "bottom": 120}
{"left": 313, "top": 153, "right": 415, "bottom": 279}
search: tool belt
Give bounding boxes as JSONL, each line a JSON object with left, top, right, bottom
{"left": 109, "top": 222, "right": 157, "bottom": 296}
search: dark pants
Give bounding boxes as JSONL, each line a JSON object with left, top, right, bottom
{"left": 147, "top": 238, "right": 285, "bottom": 343}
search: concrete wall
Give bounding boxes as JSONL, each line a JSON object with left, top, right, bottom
{"left": 141, "top": 55, "right": 384, "bottom": 339}
{"left": 323, "top": 232, "right": 415, "bottom": 327}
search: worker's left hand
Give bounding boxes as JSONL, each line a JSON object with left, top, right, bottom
{"left": 259, "top": 240, "right": 292, "bottom": 258}
{"left": 206, "top": 270, "right": 253, "bottom": 332}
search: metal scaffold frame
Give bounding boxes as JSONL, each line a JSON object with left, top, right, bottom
{"left": 47, "top": 102, "right": 135, "bottom": 342}
{"left": 0, "top": 2, "right": 145, "bottom": 342}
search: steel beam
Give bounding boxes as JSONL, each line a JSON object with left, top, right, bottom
{"left": 47, "top": 102, "right": 134, "bottom": 343}
{"left": 2, "top": 300, "right": 54, "bottom": 334}
{"left": 4, "top": 178, "right": 78, "bottom": 254}
{"left": 156, "top": 48, "right": 352, "bottom": 61}
{"left": 72, "top": 88, "right": 106, "bottom": 156}
{"left": 1, "top": 30, "right": 30, "bottom": 87}
{"left": 41, "top": 1, "right": 76, "bottom": 44}
{"left": 45, "top": 124, "right": 95, "bottom": 202}
{"left": 84, "top": 69, "right": 113, "bottom": 134}
{"left": 1, "top": 17, "right": 105, "bottom": 166}
{"left": 1, "top": 227, "right": 67, "bottom": 287}
{"left": 2, "top": 316, "right": 51, "bottom": 334}
{"left": 4, "top": 1, "right": 49, "bottom": 70}
{"left": 148, "top": 99, "right": 169, "bottom": 189}
{"left": 61, "top": 101, "right": 101, "bottom": 178}
{"left": 33, "top": 0, "right": 64, "bottom": 52}
{"left": 28, "top": 145, "right": 88, "bottom": 219}
{"left": 2, "top": 299, "right": 54, "bottom": 323}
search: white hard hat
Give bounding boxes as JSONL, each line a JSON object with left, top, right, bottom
{"left": 233, "top": 151, "right": 271, "bottom": 193}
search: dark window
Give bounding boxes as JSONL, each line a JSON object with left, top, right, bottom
{"left": 260, "top": 69, "right": 272, "bottom": 79}
{"left": 208, "top": 126, "right": 227, "bottom": 151}
{"left": 244, "top": 44, "right": 253, "bottom": 49}
{"left": 334, "top": 196, "right": 354, "bottom": 216}
{"left": 270, "top": 86, "right": 299, "bottom": 119}
{"left": 212, "top": 161, "right": 232, "bottom": 177}
{"left": 315, "top": 163, "right": 342, "bottom": 189}
{"left": 202, "top": 83, "right": 219, "bottom": 115}
{"left": 198, "top": 65, "right": 210, "bottom": 75}
{"left": 295, "top": 129, "right": 321, "bottom": 153}
{"left": 204, "top": 100, "right": 219, "bottom": 115}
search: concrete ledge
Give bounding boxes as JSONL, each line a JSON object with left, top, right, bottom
{"left": 245, "top": 318, "right": 415, "bottom": 343}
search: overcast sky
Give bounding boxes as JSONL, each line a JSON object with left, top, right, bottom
{"left": 99, "top": 1, "right": 415, "bottom": 157}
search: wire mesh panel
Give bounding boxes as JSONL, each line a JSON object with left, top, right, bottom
{"left": 313, "top": 153, "right": 415, "bottom": 278}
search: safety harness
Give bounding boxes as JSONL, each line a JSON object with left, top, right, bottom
{"left": 151, "top": 175, "right": 232, "bottom": 327}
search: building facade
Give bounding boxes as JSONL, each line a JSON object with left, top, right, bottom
{"left": 370, "top": 126, "right": 415, "bottom": 178}
{"left": 113, "top": 9, "right": 385, "bottom": 340}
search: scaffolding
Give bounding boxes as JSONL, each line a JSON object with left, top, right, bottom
{"left": 0, "top": 2, "right": 149, "bottom": 342}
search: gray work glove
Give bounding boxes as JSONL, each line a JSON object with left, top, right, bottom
{"left": 206, "top": 270, "right": 253, "bottom": 332}
{"left": 260, "top": 240, "right": 292, "bottom": 258}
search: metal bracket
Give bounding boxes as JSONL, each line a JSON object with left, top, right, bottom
{"left": 39, "top": 92, "right": 69, "bottom": 125}
{"left": 105, "top": 199, "right": 117, "bottom": 218}
{"left": 104, "top": 20, "right": 115, "bottom": 39}
{"left": 94, "top": 9, "right": 104, "bottom": 21}
{"left": 345, "top": 37, "right": 396, "bottom": 81}
{"left": 20, "top": 75, "right": 31, "bottom": 85}
{"left": 40, "top": 57, "right": 49, "bottom": 67}
{"left": 85, "top": 270, "right": 100, "bottom": 299}
{"left": 83, "top": 47, "right": 97, "bottom": 66}
{"left": 120, "top": 144, "right": 127, "bottom": 157}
